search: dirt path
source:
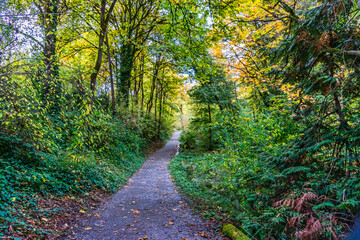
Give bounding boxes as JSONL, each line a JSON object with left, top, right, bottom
{"left": 71, "top": 132, "right": 223, "bottom": 240}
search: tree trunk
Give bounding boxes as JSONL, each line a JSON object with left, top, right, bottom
{"left": 106, "top": 33, "right": 116, "bottom": 116}
{"left": 131, "top": 64, "right": 137, "bottom": 114}
{"left": 147, "top": 55, "right": 160, "bottom": 114}
{"left": 90, "top": 0, "right": 106, "bottom": 97}
{"left": 42, "top": 0, "right": 61, "bottom": 114}
{"left": 118, "top": 42, "right": 135, "bottom": 107}
{"left": 135, "top": 54, "right": 144, "bottom": 108}
{"left": 208, "top": 104, "right": 212, "bottom": 151}
{"left": 140, "top": 69, "right": 144, "bottom": 113}
{"left": 90, "top": 0, "right": 117, "bottom": 100}
{"left": 180, "top": 104, "right": 184, "bottom": 130}
{"left": 158, "top": 86, "right": 163, "bottom": 137}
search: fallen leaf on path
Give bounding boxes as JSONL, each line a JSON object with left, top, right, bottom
{"left": 94, "top": 213, "right": 100, "bottom": 218}
{"left": 131, "top": 209, "right": 140, "bottom": 217}
{"left": 79, "top": 209, "right": 86, "bottom": 213}
{"left": 131, "top": 209, "right": 140, "bottom": 215}
{"left": 84, "top": 227, "right": 92, "bottom": 230}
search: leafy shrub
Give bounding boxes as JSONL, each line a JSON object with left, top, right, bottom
{"left": 172, "top": 97, "right": 360, "bottom": 239}
{"left": 0, "top": 79, "right": 157, "bottom": 236}
{"left": 179, "top": 130, "right": 197, "bottom": 151}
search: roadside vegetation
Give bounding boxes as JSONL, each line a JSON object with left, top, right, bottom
{"left": 2, "top": 0, "right": 360, "bottom": 239}
{"left": 1, "top": 0, "right": 185, "bottom": 238}
{"left": 170, "top": 1, "right": 360, "bottom": 240}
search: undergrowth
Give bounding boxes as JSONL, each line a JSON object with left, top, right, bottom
{"left": 171, "top": 100, "right": 360, "bottom": 240}
{"left": 0, "top": 129, "right": 150, "bottom": 238}
{"left": 0, "top": 92, "right": 170, "bottom": 238}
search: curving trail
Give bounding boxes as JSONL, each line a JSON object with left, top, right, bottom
{"left": 72, "top": 132, "right": 223, "bottom": 240}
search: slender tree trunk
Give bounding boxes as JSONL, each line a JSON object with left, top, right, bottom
{"left": 90, "top": 0, "right": 106, "bottom": 97}
{"left": 158, "top": 86, "right": 163, "bottom": 137}
{"left": 133, "top": 68, "right": 138, "bottom": 106}
{"left": 140, "top": 71, "right": 144, "bottom": 113}
{"left": 208, "top": 104, "right": 212, "bottom": 151}
{"left": 135, "top": 54, "right": 144, "bottom": 108}
{"left": 154, "top": 84, "right": 158, "bottom": 133}
{"left": 180, "top": 104, "right": 184, "bottom": 130}
{"left": 131, "top": 64, "right": 137, "bottom": 114}
{"left": 90, "top": 0, "right": 117, "bottom": 100}
{"left": 147, "top": 56, "right": 160, "bottom": 114}
{"left": 106, "top": 33, "right": 116, "bottom": 116}
{"left": 147, "top": 72, "right": 156, "bottom": 114}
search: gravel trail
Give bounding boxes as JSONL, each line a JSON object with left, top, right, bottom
{"left": 72, "top": 132, "right": 223, "bottom": 240}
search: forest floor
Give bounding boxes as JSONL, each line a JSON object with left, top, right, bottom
{"left": 65, "top": 132, "right": 224, "bottom": 240}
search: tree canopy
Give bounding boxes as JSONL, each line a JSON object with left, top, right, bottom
{"left": 1, "top": 0, "right": 360, "bottom": 239}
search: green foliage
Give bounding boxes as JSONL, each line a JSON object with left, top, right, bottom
{"left": 0, "top": 79, "right": 153, "bottom": 236}
{"left": 0, "top": 0, "right": 194, "bottom": 238}
{"left": 174, "top": 93, "right": 360, "bottom": 239}
{"left": 184, "top": 59, "right": 238, "bottom": 151}
{"left": 179, "top": 130, "right": 197, "bottom": 151}
{"left": 172, "top": 1, "right": 360, "bottom": 239}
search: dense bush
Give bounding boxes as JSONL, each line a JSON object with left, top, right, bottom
{"left": 0, "top": 78, "right": 170, "bottom": 236}
{"left": 173, "top": 96, "right": 360, "bottom": 239}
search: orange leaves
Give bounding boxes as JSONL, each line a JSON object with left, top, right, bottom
{"left": 131, "top": 209, "right": 140, "bottom": 217}
{"left": 208, "top": 0, "right": 287, "bottom": 94}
